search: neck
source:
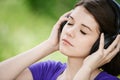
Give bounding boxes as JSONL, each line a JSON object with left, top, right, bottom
{"left": 61, "top": 57, "right": 101, "bottom": 80}
{"left": 63, "top": 57, "right": 84, "bottom": 80}
{"left": 66, "top": 57, "right": 84, "bottom": 72}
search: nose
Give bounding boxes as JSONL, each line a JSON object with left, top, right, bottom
{"left": 65, "top": 27, "right": 76, "bottom": 38}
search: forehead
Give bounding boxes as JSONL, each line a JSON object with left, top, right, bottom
{"left": 71, "top": 6, "right": 100, "bottom": 33}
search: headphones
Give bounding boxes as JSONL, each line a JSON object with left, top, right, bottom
{"left": 109, "top": 0, "right": 120, "bottom": 34}
{"left": 90, "top": 0, "right": 120, "bottom": 53}
{"left": 59, "top": 0, "right": 120, "bottom": 53}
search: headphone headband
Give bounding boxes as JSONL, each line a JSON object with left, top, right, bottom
{"left": 108, "top": 0, "right": 120, "bottom": 34}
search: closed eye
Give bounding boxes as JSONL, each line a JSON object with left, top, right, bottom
{"left": 80, "top": 30, "right": 86, "bottom": 35}
{"left": 67, "top": 22, "right": 73, "bottom": 25}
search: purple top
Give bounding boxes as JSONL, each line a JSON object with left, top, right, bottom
{"left": 29, "top": 60, "right": 119, "bottom": 80}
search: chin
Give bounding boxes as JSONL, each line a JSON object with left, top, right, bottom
{"left": 59, "top": 46, "right": 70, "bottom": 56}
{"left": 59, "top": 47, "right": 77, "bottom": 57}
{"left": 59, "top": 48, "right": 89, "bottom": 58}
{"left": 59, "top": 46, "right": 66, "bottom": 55}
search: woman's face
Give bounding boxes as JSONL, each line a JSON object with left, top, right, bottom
{"left": 59, "top": 6, "right": 100, "bottom": 58}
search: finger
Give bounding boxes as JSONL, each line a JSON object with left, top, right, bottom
{"left": 105, "top": 38, "right": 120, "bottom": 63}
{"left": 57, "top": 16, "right": 68, "bottom": 24}
{"left": 63, "top": 10, "right": 73, "bottom": 18}
{"left": 99, "top": 33, "right": 104, "bottom": 51}
{"left": 105, "top": 47, "right": 119, "bottom": 63}
{"left": 59, "top": 11, "right": 72, "bottom": 21}
{"left": 58, "top": 10, "right": 73, "bottom": 25}
{"left": 55, "top": 11, "right": 73, "bottom": 30}
{"left": 106, "top": 35, "right": 120, "bottom": 53}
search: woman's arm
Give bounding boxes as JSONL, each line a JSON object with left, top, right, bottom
{"left": 15, "top": 68, "right": 33, "bottom": 80}
{"left": 0, "top": 11, "right": 70, "bottom": 80}
{"left": 0, "top": 40, "right": 56, "bottom": 80}
{"left": 74, "top": 34, "right": 120, "bottom": 80}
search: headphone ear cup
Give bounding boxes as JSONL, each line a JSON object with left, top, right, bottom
{"left": 104, "top": 34, "right": 116, "bottom": 49}
{"left": 118, "top": 28, "right": 120, "bottom": 34}
{"left": 90, "top": 37, "right": 100, "bottom": 54}
{"left": 90, "top": 34, "right": 116, "bottom": 54}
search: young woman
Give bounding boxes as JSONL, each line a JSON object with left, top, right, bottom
{"left": 0, "top": 0, "right": 120, "bottom": 80}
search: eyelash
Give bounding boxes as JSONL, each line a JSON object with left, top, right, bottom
{"left": 80, "top": 30, "right": 87, "bottom": 35}
{"left": 67, "top": 22, "right": 73, "bottom": 25}
{"left": 67, "top": 22, "right": 87, "bottom": 35}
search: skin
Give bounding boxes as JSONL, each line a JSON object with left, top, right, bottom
{"left": 58, "top": 6, "right": 100, "bottom": 80}
{"left": 0, "top": 6, "right": 119, "bottom": 80}
{"left": 59, "top": 6, "right": 100, "bottom": 58}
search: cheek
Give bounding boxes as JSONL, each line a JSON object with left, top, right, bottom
{"left": 75, "top": 37, "right": 97, "bottom": 57}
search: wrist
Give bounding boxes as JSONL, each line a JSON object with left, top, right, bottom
{"left": 74, "top": 65, "right": 92, "bottom": 80}
{"left": 46, "top": 38, "right": 59, "bottom": 50}
{"left": 80, "top": 65, "right": 93, "bottom": 73}
{"left": 43, "top": 40, "right": 58, "bottom": 52}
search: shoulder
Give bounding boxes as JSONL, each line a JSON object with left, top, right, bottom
{"left": 95, "top": 71, "right": 120, "bottom": 80}
{"left": 28, "top": 60, "right": 66, "bottom": 80}
{"left": 29, "top": 60, "right": 66, "bottom": 69}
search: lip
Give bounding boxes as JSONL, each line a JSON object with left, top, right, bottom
{"left": 62, "top": 39, "right": 73, "bottom": 47}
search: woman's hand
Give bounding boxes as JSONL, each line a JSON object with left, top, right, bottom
{"left": 74, "top": 34, "right": 120, "bottom": 80}
{"left": 47, "top": 11, "right": 71, "bottom": 51}
{"left": 83, "top": 33, "right": 120, "bottom": 71}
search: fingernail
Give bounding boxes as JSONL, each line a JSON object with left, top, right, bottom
{"left": 101, "top": 33, "right": 104, "bottom": 36}
{"left": 118, "top": 34, "right": 120, "bottom": 38}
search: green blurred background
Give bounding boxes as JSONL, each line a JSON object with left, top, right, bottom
{"left": 0, "top": 0, "right": 77, "bottom": 62}
{"left": 0, "top": 0, "right": 120, "bottom": 63}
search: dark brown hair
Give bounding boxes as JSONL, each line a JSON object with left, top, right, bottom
{"left": 75, "top": 0, "right": 120, "bottom": 76}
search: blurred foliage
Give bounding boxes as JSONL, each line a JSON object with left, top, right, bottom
{"left": 0, "top": 0, "right": 120, "bottom": 63}
{"left": 26, "top": 0, "right": 77, "bottom": 19}
{"left": 0, "top": 0, "right": 76, "bottom": 61}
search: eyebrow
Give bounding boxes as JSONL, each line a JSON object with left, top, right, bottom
{"left": 81, "top": 24, "right": 92, "bottom": 32}
{"left": 69, "top": 16, "right": 74, "bottom": 20}
{"left": 69, "top": 16, "right": 92, "bottom": 32}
